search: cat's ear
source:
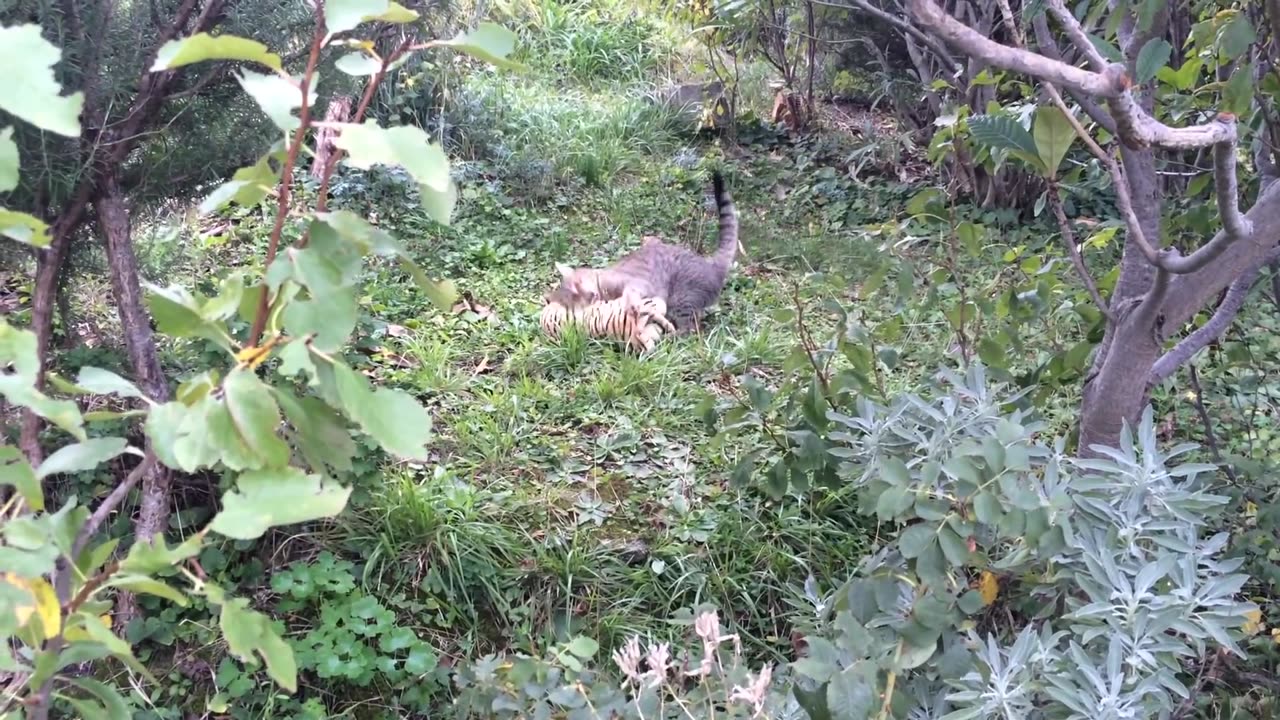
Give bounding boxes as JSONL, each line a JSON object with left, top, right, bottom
{"left": 555, "top": 262, "right": 574, "bottom": 279}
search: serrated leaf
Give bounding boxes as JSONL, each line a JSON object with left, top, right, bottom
{"left": 218, "top": 597, "right": 297, "bottom": 692}
{"left": 0, "top": 127, "right": 17, "bottom": 192}
{"left": 36, "top": 438, "right": 128, "bottom": 479}
{"left": 334, "top": 121, "right": 450, "bottom": 191}
{"left": 75, "top": 367, "right": 145, "bottom": 400}
{"left": 1033, "top": 106, "right": 1075, "bottom": 178}
{"left": 0, "top": 207, "right": 52, "bottom": 247}
{"left": 435, "top": 22, "right": 525, "bottom": 70}
{"left": 1135, "top": 38, "right": 1172, "bottom": 84}
{"left": 151, "top": 33, "right": 282, "bottom": 71}
{"left": 1219, "top": 14, "right": 1255, "bottom": 60}
{"left": 0, "top": 447, "right": 42, "bottom": 511}
{"left": 0, "top": 24, "right": 84, "bottom": 136}
{"left": 237, "top": 70, "right": 315, "bottom": 132}
{"left": 210, "top": 467, "right": 351, "bottom": 540}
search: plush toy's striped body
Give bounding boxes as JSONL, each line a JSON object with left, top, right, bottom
{"left": 540, "top": 294, "right": 675, "bottom": 353}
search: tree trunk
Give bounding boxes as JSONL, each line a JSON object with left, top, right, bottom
{"left": 311, "top": 94, "right": 353, "bottom": 180}
{"left": 95, "top": 175, "right": 172, "bottom": 548}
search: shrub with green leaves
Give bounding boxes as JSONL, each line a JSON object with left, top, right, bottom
{"left": 785, "top": 367, "right": 1256, "bottom": 719}
{"left": 0, "top": 7, "right": 520, "bottom": 718}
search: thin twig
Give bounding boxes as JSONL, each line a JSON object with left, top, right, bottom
{"left": 247, "top": 6, "right": 326, "bottom": 348}
{"left": 71, "top": 451, "right": 157, "bottom": 560}
{"left": 1047, "top": 180, "right": 1112, "bottom": 319}
{"left": 1186, "top": 365, "right": 1238, "bottom": 484}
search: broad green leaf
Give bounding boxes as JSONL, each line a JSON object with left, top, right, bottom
{"left": 404, "top": 645, "right": 437, "bottom": 674}
{"left": 0, "top": 322, "right": 86, "bottom": 439}
{"left": 938, "top": 526, "right": 970, "bottom": 566}
{"left": 0, "top": 127, "right": 17, "bottom": 192}
{"left": 76, "top": 612, "right": 155, "bottom": 681}
{"left": 1135, "top": 38, "right": 1172, "bottom": 84}
{"left": 219, "top": 598, "right": 297, "bottom": 691}
{"left": 145, "top": 401, "right": 185, "bottom": 470}
{"left": 330, "top": 361, "right": 432, "bottom": 460}
{"left": 210, "top": 467, "right": 352, "bottom": 540}
{"left": 333, "top": 121, "right": 450, "bottom": 191}
{"left": 967, "top": 114, "right": 1038, "bottom": 160}
{"left": 826, "top": 660, "right": 877, "bottom": 720}
{"left": 237, "top": 70, "right": 316, "bottom": 132}
{"left": 63, "top": 697, "right": 109, "bottom": 720}
{"left": 0, "top": 24, "right": 84, "bottom": 136}
{"left": 565, "top": 636, "right": 599, "bottom": 658}
{"left": 151, "top": 33, "right": 282, "bottom": 71}
{"left": 76, "top": 367, "right": 145, "bottom": 400}
{"left": 898, "top": 523, "right": 936, "bottom": 559}
{"left": 435, "top": 22, "right": 525, "bottom": 70}
{"left": 119, "top": 534, "right": 202, "bottom": 574}
{"left": 1, "top": 447, "right": 42, "bottom": 511}
{"left": 419, "top": 179, "right": 458, "bottom": 225}
{"left": 222, "top": 368, "right": 291, "bottom": 469}
{"left": 283, "top": 290, "right": 358, "bottom": 353}
{"left": 880, "top": 457, "right": 910, "bottom": 486}
{"left": 335, "top": 51, "right": 382, "bottom": 76}
{"left": 1033, "top": 106, "right": 1075, "bottom": 179}
{"left": 1223, "top": 63, "right": 1254, "bottom": 116}
{"left": 145, "top": 283, "right": 229, "bottom": 346}
{"left": 200, "top": 154, "right": 280, "bottom": 214}
{"left": 375, "top": 2, "right": 419, "bottom": 22}
{"left": 272, "top": 387, "right": 356, "bottom": 474}
{"left": 69, "top": 678, "right": 131, "bottom": 720}
{"left": 0, "top": 207, "right": 52, "bottom": 247}
{"left": 106, "top": 574, "right": 189, "bottom": 606}
{"left": 326, "top": 0, "right": 389, "bottom": 36}
{"left": 973, "top": 491, "right": 1003, "bottom": 525}
{"left": 1219, "top": 14, "right": 1255, "bottom": 60}
{"left": 36, "top": 437, "right": 128, "bottom": 479}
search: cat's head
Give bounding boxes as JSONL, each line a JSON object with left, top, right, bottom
{"left": 545, "top": 263, "right": 603, "bottom": 306}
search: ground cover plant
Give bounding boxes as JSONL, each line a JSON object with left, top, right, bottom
{"left": 2, "top": 0, "right": 1280, "bottom": 718}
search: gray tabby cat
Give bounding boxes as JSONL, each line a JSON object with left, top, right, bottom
{"left": 546, "top": 171, "right": 739, "bottom": 334}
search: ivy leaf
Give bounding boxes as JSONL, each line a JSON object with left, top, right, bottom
{"left": 0, "top": 127, "right": 17, "bottom": 192}
{"left": 1, "top": 447, "right": 42, "bottom": 510}
{"left": 210, "top": 467, "right": 352, "bottom": 540}
{"left": 1033, "top": 105, "right": 1076, "bottom": 179}
{"left": 237, "top": 70, "right": 315, "bottom": 132}
{"left": 0, "top": 207, "right": 52, "bottom": 248}
{"left": 1135, "top": 38, "right": 1172, "bottom": 84}
{"left": 151, "top": 33, "right": 282, "bottom": 71}
{"left": 0, "top": 24, "right": 84, "bottom": 136}
{"left": 76, "top": 367, "right": 145, "bottom": 400}
{"left": 333, "top": 122, "right": 450, "bottom": 191}
{"left": 218, "top": 597, "right": 297, "bottom": 692}
{"left": 36, "top": 438, "right": 128, "bottom": 479}
{"left": 435, "top": 22, "right": 525, "bottom": 70}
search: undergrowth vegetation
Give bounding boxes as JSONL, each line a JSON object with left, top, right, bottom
{"left": 4, "top": 0, "right": 1280, "bottom": 718}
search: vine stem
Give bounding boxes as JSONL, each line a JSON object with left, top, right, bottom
{"left": 877, "top": 639, "right": 903, "bottom": 720}
{"left": 247, "top": 2, "right": 327, "bottom": 349}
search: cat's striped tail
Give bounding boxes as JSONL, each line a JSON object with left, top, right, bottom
{"left": 711, "top": 171, "right": 739, "bottom": 270}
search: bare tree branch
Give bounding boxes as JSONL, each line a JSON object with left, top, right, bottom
{"left": 1048, "top": 180, "right": 1112, "bottom": 318}
{"left": 70, "top": 451, "right": 156, "bottom": 560}
{"left": 1213, "top": 138, "right": 1254, "bottom": 241}
{"left": 1149, "top": 259, "right": 1272, "bottom": 386}
{"left": 1044, "top": 0, "right": 1107, "bottom": 70}
{"left": 1032, "top": 15, "right": 1116, "bottom": 133}
{"left": 813, "top": 0, "right": 956, "bottom": 65}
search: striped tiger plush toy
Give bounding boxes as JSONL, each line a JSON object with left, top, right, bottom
{"left": 540, "top": 293, "right": 675, "bottom": 353}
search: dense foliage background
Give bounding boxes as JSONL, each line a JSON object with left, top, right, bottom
{"left": 2, "top": 0, "right": 1280, "bottom": 718}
